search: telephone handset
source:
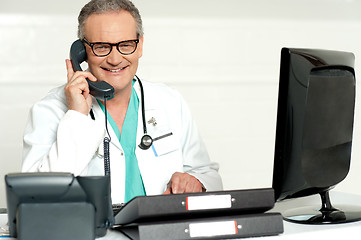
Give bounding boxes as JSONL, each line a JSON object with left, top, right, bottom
{"left": 70, "top": 39, "right": 112, "bottom": 176}
{"left": 70, "top": 39, "right": 115, "bottom": 101}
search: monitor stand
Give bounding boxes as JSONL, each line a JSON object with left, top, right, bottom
{"left": 282, "top": 190, "right": 361, "bottom": 224}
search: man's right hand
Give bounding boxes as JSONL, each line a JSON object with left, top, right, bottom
{"left": 64, "top": 59, "right": 97, "bottom": 115}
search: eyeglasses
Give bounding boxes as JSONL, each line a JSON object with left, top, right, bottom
{"left": 83, "top": 38, "right": 140, "bottom": 57}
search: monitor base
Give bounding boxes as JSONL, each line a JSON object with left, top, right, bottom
{"left": 283, "top": 190, "right": 361, "bottom": 224}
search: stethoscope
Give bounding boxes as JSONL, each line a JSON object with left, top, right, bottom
{"left": 136, "top": 76, "right": 153, "bottom": 150}
{"left": 90, "top": 75, "right": 153, "bottom": 150}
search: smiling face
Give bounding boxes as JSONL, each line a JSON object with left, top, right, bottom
{"left": 84, "top": 10, "right": 143, "bottom": 95}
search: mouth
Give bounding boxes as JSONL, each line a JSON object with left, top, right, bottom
{"left": 102, "top": 66, "right": 127, "bottom": 73}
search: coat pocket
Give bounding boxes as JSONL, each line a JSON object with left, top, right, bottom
{"left": 151, "top": 132, "right": 179, "bottom": 157}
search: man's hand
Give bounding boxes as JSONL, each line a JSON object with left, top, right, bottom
{"left": 163, "top": 172, "right": 205, "bottom": 194}
{"left": 64, "top": 59, "right": 97, "bottom": 115}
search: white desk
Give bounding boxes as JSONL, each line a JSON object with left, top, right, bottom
{"left": 269, "top": 191, "right": 361, "bottom": 239}
{"left": 1, "top": 191, "right": 361, "bottom": 239}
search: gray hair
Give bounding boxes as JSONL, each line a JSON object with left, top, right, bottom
{"left": 78, "top": 0, "right": 143, "bottom": 39}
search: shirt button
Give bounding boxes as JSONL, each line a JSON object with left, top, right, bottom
{"left": 121, "top": 152, "right": 124, "bottom": 156}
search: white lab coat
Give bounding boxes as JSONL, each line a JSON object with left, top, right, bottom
{"left": 22, "top": 80, "right": 223, "bottom": 203}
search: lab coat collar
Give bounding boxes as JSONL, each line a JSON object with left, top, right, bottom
{"left": 133, "top": 78, "right": 157, "bottom": 110}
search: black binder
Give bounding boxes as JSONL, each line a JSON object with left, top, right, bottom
{"left": 114, "top": 188, "right": 275, "bottom": 225}
{"left": 116, "top": 213, "right": 283, "bottom": 240}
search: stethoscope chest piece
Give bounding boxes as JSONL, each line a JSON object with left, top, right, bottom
{"left": 139, "top": 134, "right": 153, "bottom": 150}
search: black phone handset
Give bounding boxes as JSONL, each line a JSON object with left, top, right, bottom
{"left": 70, "top": 39, "right": 115, "bottom": 101}
{"left": 70, "top": 39, "right": 113, "bottom": 176}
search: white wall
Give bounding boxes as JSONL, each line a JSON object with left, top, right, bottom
{"left": 1, "top": 0, "right": 361, "bottom": 208}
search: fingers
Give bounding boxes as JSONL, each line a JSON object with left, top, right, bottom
{"left": 64, "top": 59, "right": 97, "bottom": 115}
{"left": 65, "top": 59, "right": 97, "bottom": 83}
{"left": 163, "top": 188, "right": 172, "bottom": 195}
{"left": 162, "top": 172, "right": 203, "bottom": 195}
{"left": 65, "top": 59, "right": 74, "bottom": 82}
{"left": 167, "top": 173, "right": 183, "bottom": 194}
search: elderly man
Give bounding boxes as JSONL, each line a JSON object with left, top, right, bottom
{"left": 22, "top": 0, "right": 222, "bottom": 204}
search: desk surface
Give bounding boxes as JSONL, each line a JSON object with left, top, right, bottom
{"left": 1, "top": 191, "right": 361, "bottom": 239}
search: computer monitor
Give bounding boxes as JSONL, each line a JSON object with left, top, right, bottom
{"left": 5, "top": 172, "right": 114, "bottom": 238}
{"left": 272, "top": 47, "right": 361, "bottom": 224}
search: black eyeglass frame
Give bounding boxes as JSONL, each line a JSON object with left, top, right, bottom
{"left": 83, "top": 38, "right": 140, "bottom": 57}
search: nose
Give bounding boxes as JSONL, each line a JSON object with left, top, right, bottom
{"left": 106, "top": 46, "right": 124, "bottom": 65}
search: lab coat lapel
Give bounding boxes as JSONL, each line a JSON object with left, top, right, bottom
{"left": 133, "top": 80, "right": 161, "bottom": 194}
{"left": 133, "top": 80, "right": 155, "bottom": 154}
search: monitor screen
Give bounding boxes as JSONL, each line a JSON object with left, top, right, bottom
{"left": 272, "top": 48, "right": 360, "bottom": 224}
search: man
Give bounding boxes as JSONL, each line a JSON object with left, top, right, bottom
{"left": 22, "top": 0, "right": 222, "bottom": 204}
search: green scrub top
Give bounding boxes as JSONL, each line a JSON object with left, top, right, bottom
{"left": 97, "top": 81, "right": 146, "bottom": 203}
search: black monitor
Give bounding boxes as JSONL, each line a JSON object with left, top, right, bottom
{"left": 5, "top": 172, "right": 114, "bottom": 239}
{"left": 272, "top": 47, "right": 361, "bottom": 224}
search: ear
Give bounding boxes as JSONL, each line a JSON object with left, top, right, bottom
{"left": 84, "top": 44, "right": 92, "bottom": 63}
{"left": 137, "top": 35, "right": 144, "bottom": 58}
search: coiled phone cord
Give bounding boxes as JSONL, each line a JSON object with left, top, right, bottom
{"left": 103, "top": 99, "right": 111, "bottom": 176}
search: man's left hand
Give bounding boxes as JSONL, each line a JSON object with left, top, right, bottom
{"left": 163, "top": 172, "right": 205, "bottom": 194}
